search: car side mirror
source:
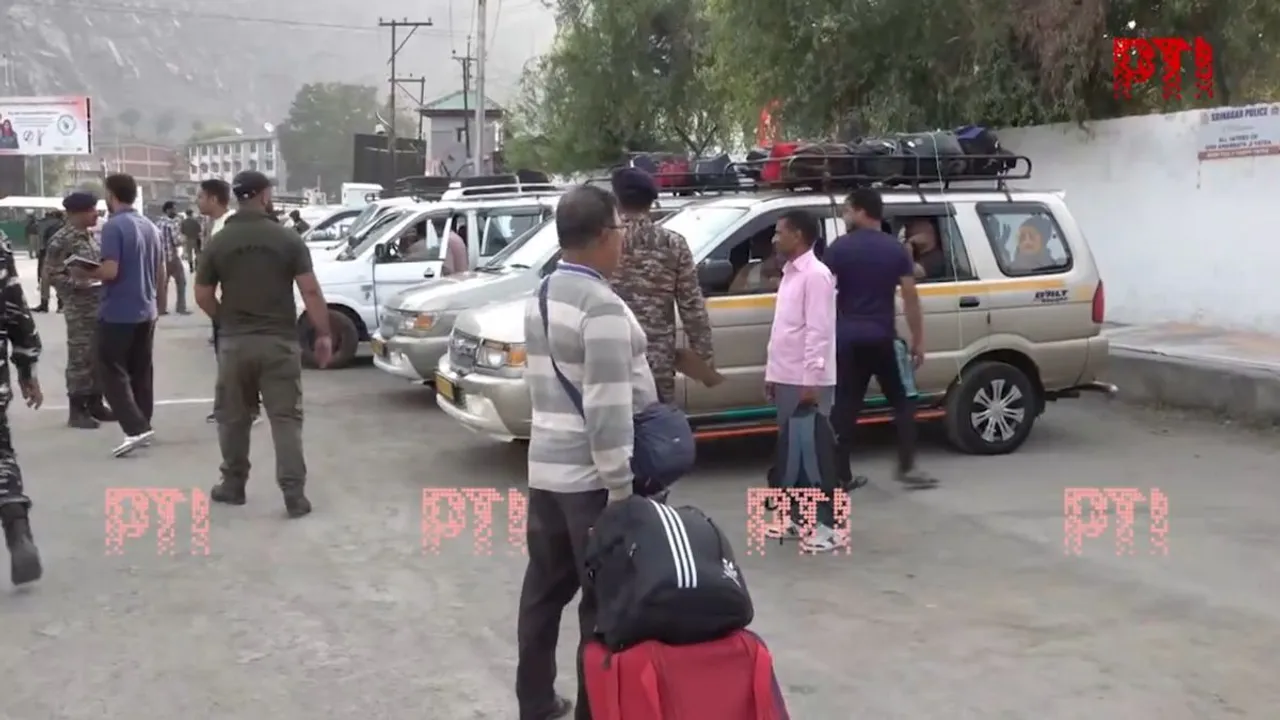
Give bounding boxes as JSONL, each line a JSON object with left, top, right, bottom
{"left": 697, "top": 259, "right": 735, "bottom": 293}
{"left": 373, "top": 243, "right": 393, "bottom": 263}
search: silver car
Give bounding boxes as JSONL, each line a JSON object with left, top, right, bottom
{"left": 372, "top": 204, "right": 689, "bottom": 382}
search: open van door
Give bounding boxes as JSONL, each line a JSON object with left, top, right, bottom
{"left": 370, "top": 209, "right": 453, "bottom": 311}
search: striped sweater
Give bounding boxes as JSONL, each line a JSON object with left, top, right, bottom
{"left": 524, "top": 264, "right": 659, "bottom": 495}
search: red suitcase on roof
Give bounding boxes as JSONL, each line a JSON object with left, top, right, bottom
{"left": 583, "top": 630, "right": 791, "bottom": 720}
{"left": 760, "top": 142, "right": 799, "bottom": 183}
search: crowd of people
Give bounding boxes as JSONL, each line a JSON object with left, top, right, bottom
{"left": 0, "top": 170, "right": 334, "bottom": 588}
{"left": 514, "top": 171, "right": 938, "bottom": 719}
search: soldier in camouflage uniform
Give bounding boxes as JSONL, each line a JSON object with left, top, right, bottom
{"left": 43, "top": 192, "right": 115, "bottom": 429}
{"left": 607, "top": 168, "right": 714, "bottom": 403}
{"left": 0, "top": 230, "right": 45, "bottom": 585}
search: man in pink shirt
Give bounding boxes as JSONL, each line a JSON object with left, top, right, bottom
{"left": 763, "top": 210, "right": 846, "bottom": 553}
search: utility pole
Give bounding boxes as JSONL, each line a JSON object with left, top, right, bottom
{"left": 473, "top": 0, "right": 487, "bottom": 175}
{"left": 378, "top": 17, "right": 433, "bottom": 190}
{"left": 452, "top": 37, "right": 476, "bottom": 167}
{"left": 391, "top": 76, "right": 427, "bottom": 140}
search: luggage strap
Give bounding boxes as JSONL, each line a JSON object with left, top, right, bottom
{"left": 537, "top": 277, "right": 586, "bottom": 417}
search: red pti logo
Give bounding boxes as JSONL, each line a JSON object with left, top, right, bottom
{"left": 422, "top": 488, "right": 528, "bottom": 556}
{"left": 1063, "top": 487, "right": 1169, "bottom": 556}
{"left": 104, "top": 487, "right": 211, "bottom": 556}
{"left": 1113, "top": 36, "right": 1214, "bottom": 101}
{"left": 745, "top": 488, "right": 852, "bottom": 556}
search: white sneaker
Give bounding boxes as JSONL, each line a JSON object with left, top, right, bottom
{"left": 800, "top": 524, "right": 850, "bottom": 554}
{"left": 112, "top": 430, "right": 155, "bottom": 458}
{"left": 764, "top": 520, "right": 803, "bottom": 542}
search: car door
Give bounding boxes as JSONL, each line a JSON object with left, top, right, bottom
{"left": 881, "top": 204, "right": 989, "bottom": 398}
{"left": 683, "top": 205, "right": 831, "bottom": 416}
{"left": 370, "top": 210, "right": 451, "bottom": 311}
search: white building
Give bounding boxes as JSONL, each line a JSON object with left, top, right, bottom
{"left": 185, "top": 133, "right": 288, "bottom": 190}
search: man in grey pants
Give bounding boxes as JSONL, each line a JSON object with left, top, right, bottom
{"left": 515, "top": 185, "right": 659, "bottom": 720}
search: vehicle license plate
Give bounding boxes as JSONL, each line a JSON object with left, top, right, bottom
{"left": 370, "top": 338, "right": 386, "bottom": 357}
{"left": 435, "top": 374, "right": 457, "bottom": 403}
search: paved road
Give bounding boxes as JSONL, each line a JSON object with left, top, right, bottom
{"left": 3, "top": 268, "right": 1279, "bottom": 718}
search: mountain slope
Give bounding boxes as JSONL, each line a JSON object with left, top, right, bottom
{"left": 2, "top": 0, "right": 553, "bottom": 135}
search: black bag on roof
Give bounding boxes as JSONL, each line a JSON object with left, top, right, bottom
{"left": 897, "top": 131, "right": 968, "bottom": 179}
{"left": 691, "top": 153, "right": 736, "bottom": 190}
{"left": 851, "top": 137, "right": 906, "bottom": 181}
{"left": 740, "top": 148, "right": 769, "bottom": 181}
{"left": 781, "top": 143, "right": 859, "bottom": 189}
{"left": 585, "top": 496, "right": 754, "bottom": 651}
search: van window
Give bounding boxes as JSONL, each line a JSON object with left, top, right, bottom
{"left": 700, "top": 208, "right": 823, "bottom": 296}
{"left": 978, "top": 205, "right": 1073, "bottom": 276}
{"left": 478, "top": 209, "right": 544, "bottom": 257}
{"left": 888, "top": 215, "right": 975, "bottom": 282}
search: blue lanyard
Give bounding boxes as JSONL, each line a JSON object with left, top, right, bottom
{"left": 556, "top": 261, "right": 605, "bottom": 282}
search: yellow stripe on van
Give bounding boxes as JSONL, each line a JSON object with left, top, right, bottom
{"left": 706, "top": 278, "right": 1070, "bottom": 309}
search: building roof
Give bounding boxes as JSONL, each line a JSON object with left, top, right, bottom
{"left": 421, "top": 90, "right": 503, "bottom": 113}
{"left": 191, "top": 133, "right": 275, "bottom": 145}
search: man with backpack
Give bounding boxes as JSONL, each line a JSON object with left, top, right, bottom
{"left": 516, "top": 185, "right": 659, "bottom": 720}
{"left": 762, "top": 209, "right": 848, "bottom": 553}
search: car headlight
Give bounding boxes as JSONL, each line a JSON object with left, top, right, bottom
{"left": 399, "top": 311, "right": 438, "bottom": 333}
{"left": 475, "top": 340, "right": 527, "bottom": 368}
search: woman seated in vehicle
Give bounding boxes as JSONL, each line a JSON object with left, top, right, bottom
{"left": 901, "top": 217, "right": 950, "bottom": 281}
{"left": 1010, "top": 216, "right": 1058, "bottom": 272}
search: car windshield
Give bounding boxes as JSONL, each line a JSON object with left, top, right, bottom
{"left": 344, "top": 202, "right": 395, "bottom": 240}
{"left": 337, "top": 210, "right": 410, "bottom": 260}
{"left": 481, "top": 218, "right": 556, "bottom": 271}
{"left": 661, "top": 205, "right": 750, "bottom": 256}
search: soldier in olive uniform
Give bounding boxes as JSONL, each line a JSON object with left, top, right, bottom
{"left": 607, "top": 168, "right": 715, "bottom": 403}
{"left": 43, "top": 192, "right": 115, "bottom": 429}
{"left": 0, "top": 232, "right": 45, "bottom": 585}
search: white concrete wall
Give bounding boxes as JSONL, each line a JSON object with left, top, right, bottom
{"left": 998, "top": 111, "right": 1280, "bottom": 333}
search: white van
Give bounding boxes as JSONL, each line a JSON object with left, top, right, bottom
{"left": 297, "top": 187, "right": 560, "bottom": 368}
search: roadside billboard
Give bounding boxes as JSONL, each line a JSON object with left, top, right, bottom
{"left": 0, "top": 96, "right": 93, "bottom": 156}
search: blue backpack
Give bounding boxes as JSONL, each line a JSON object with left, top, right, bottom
{"left": 537, "top": 279, "right": 696, "bottom": 496}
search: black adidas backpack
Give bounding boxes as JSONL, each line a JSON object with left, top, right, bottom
{"left": 585, "top": 496, "right": 754, "bottom": 651}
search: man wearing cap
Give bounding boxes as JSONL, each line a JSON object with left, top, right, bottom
{"left": 195, "top": 170, "right": 333, "bottom": 518}
{"left": 607, "top": 167, "right": 714, "bottom": 404}
{"left": 44, "top": 191, "right": 116, "bottom": 429}
{"left": 0, "top": 222, "right": 44, "bottom": 586}
{"left": 156, "top": 201, "right": 189, "bottom": 315}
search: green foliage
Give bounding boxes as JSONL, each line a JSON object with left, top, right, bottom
{"left": 22, "top": 157, "right": 70, "bottom": 196}
{"left": 277, "top": 83, "right": 379, "bottom": 195}
{"left": 503, "top": 0, "right": 731, "bottom": 173}
{"left": 509, "top": 0, "right": 1280, "bottom": 158}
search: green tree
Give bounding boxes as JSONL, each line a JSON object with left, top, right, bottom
{"left": 118, "top": 108, "right": 142, "bottom": 137}
{"left": 502, "top": 0, "right": 729, "bottom": 173}
{"left": 22, "top": 157, "right": 70, "bottom": 196}
{"left": 277, "top": 82, "right": 379, "bottom": 195}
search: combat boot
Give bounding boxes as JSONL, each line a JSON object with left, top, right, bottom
{"left": 67, "top": 395, "right": 100, "bottom": 429}
{"left": 0, "top": 504, "right": 42, "bottom": 586}
{"left": 88, "top": 394, "right": 116, "bottom": 423}
{"left": 282, "top": 489, "right": 312, "bottom": 519}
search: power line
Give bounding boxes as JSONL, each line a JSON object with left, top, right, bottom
{"left": 380, "top": 17, "right": 434, "bottom": 189}
{"left": 14, "top": 0, "right": 458, "bottom": 33}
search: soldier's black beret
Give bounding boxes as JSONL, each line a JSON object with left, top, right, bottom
{"left": 611, "top": 167, "right": 658, "bottom": 204}
{"left": 62, "top": 191, "right": 97, "bottom": 213}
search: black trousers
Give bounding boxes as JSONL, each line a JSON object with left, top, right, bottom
{"left": 516, "top": 488, "right": 608, "bottom": 720}
{"left": 0, "top": 406, "right": 29, "bottom": 510}
{"left": 96, "top": 320, "right": 156, "bottom": 436}
{"left": 831, "top": 339, "right": 917, "bottom": 475}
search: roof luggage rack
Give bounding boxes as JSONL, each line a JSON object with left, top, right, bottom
{"left": 598, "top": 150, "right": 1032, "bottom": 203}
{"left": 386, "top": 175, "right": 452, "bottom": 201}
{"left": 443, "top": 170, "right": 560, "bottom": 199}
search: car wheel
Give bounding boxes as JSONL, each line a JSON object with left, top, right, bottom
{"left": 944, "top": 360, "right": 1037, "bottom": 455}
{"left": 300, "top": 309, "right": 359, "bottom": 369}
